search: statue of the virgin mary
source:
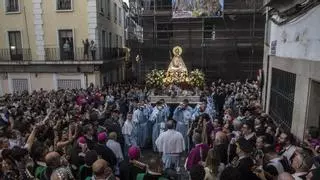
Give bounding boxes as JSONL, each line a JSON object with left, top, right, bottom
{"left": 167, "top": 46, "right": 188, "bottom": 74}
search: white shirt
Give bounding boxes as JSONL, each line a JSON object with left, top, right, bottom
{"left": 106, "top": 139, "right": 124, "bottom": 161}
{"left": 155, "top": 129, "right": 185, "bottom": 154}
{"left": 122, "top": 120, "right": 134, "bottom": 136}
{"left": 281, "top": 145, "right": 296, "bottom": 163}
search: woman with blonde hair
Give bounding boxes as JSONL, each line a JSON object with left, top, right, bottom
{"left": 204, "top": 148, "right": 225, "bottom": 180}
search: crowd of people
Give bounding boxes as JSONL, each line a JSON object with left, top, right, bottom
{"left": 0, "top": 79, "right": 319, "bottom": 180}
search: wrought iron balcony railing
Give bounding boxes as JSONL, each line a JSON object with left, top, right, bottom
{"left": 0, "top": 48, "right": 126, "bottom": 61}
{"left": 44, "top": 47, "right": 126, "bottom": 61}
{"left": 0, "top": 49, "right": 31, "bottom": 61}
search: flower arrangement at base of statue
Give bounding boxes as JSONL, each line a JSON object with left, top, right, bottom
{"left": 163, "top": 71, "right": 189, "bottom": 86}
{"left": 146, "top": 68, "right": 205, "bottom": 89}
{"left": 188, "top": 69, "right": 205, "bottom": 88}
{"left": 145, "top": 69, "right": 165, "bottom": 88}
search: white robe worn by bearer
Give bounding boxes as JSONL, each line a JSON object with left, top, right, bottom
{"left": 155, "top": 129, "right": 185, "bottom": 170}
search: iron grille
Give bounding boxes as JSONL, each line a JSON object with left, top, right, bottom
{"left": 269, "top": 68, "right": 296, "bottom": 130}
{"left": 12, "top": 79, "right": 28, "bottom": 94}
{"left": 57, "top": 79, "right": 81, "bottom": 90}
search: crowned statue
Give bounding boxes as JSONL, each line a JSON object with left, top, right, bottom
{"left": 164, "top": 46, "right": 189, "bottom": 84}
{"left": 167, "top": 46, "right": 188, "bottom": 73}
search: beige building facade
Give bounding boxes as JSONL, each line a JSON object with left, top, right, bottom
{"left": 0, "top": 0, "right": 126, "bottom": 95}
{"left": 263, "top": 4, "right": 320, "bottom": 140}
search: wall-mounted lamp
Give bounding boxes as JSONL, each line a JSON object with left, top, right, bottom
{"left": 10, "top": 46, "right": 16, "bottom": 50}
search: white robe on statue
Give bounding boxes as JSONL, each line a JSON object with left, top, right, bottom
{"left": 155, "top": 129, "right": 185, "bottom": 170}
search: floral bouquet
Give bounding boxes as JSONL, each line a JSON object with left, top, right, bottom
{"left": 163, "top": 71, "right": 189, "bottom": 86}
{"left": 146, "top": 69, "right": 166, "bottom": 88}
{"left": 188, "top": 69, "right": 205, "bottom": 87}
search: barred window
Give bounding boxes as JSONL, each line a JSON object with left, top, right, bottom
{"left": 114, "top": 3, "right": 117, "bottom": 23}
{"left": 118, "top": 7, "right": 122, "bottom": 25}
{"left": 57, "top": 79, "right": 81, "bottom": 90}
{"left": 12, "top": 79, "right": 28, "bottom": 94}
{"left": 269, "top": 68, "right": 296, "bottom": 130}
{"left": 57, "top": 0, "right": 72, "bottom": 10}
{"left": 6, "top": 0, "right": 19, "bottom": 12}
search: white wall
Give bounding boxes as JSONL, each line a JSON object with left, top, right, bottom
{"left": 270, "top": 5, "right": 320, "bottom": 61}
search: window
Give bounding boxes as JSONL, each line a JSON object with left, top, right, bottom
{"left": 269, "top": 68, "right": 296, "bottom": 130}
{"left": 58, "top": 79, "right": 81, "bottom": 89}
{"left": 102, "top": 30, "right": 106, "bottom": 58}
{"left": 119, "top": 36, "right": 122, "bottom": 48}
{"left": 58, "top": 30, "right": 74, "bottom": 60}
{"left": 12, "top": 79, "right": 28, "bottom": 94}
{"left": 109, "top": 32, "right": 112, "bottom": 48}
{"left": 107, "top": 0, "right": 110, "bottom": 18}
{"left": 6, "top": 0, "right": 19, "bottom": 13}
{"left": 115, "top": 35, "right": 119, "bottom": 48}
{"left": 100, "top": 0, "right": 104, "bottom": 15}
{"left": 102, "top": 30, "right": 106, "bottom": 47}
{"left": 8, "top": 31, "right": 22, "bottom": 60}
{"left": 124, "top": 11, "right": 127, "bottom": 29}
{"left": 114, "top": 3, "right": 117, "bottom": 24}
{"left": 57, "top": 0, "right": 72, "bottom": 10}
{"left": 118, "top": 7, "right": 122, "bottom": 25}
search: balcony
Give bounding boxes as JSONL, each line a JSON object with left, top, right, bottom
{"left": 0, "top": 49, "right": 31, "bottom": 61}
{"left": 44, "top": 47, "right": 126, "bottom": 61}
{"left": 0, "top": 48, "right": 126, "bottom": 62}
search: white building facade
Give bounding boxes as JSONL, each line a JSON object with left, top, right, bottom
{"left": 263, "top": 3, "right": 320, "bottom": 139}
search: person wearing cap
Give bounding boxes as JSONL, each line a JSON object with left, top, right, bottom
{"left": 119, "top": 146, "right": 147, "bottom": 180}
{"left": 132, "top": 102, "right": 149, "bottom": 148}
{"left": 173, "top": 99, "right": 193, "bottom": 149}
{"left": 150, "top": 101, "right": 168, "bottom": 152}
{"left": 235, "top": 137, "right": 260, "bottom": 180}
{"left": 93, "top": 132, "right": 117, "bottom": 169}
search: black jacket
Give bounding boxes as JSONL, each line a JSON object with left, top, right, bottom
{"left": 94, "top": 143, "right": 117, "bottom": 167}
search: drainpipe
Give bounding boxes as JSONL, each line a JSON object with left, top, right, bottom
{"left": 263, "top": 6, "right": 270, "bottom": 111}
